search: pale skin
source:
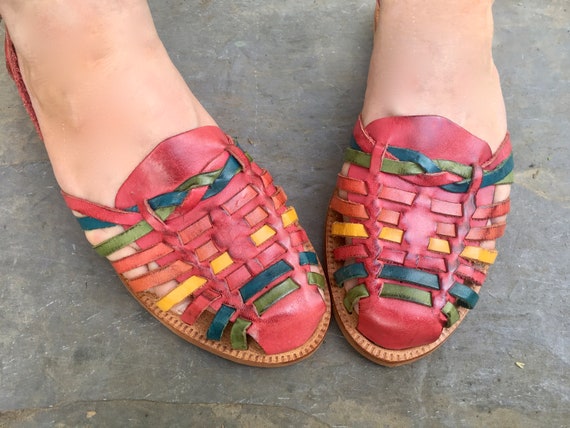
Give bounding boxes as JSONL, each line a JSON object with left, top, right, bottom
{"left": 0, "top": 0, "right": 510, "bottom": 305}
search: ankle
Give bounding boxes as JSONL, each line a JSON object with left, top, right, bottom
{"left": 4, "top": 1, "right": 217, "bottom": 206}
{"left": 362, "top": 0, "right": 507, "bottom": 151}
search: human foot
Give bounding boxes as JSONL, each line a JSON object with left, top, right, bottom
{"left": 325, "top": 0, "right": 513, "bottom": 366}
{"left": 366, "top": 0, "right": 511, "bottom": 250}
{"left": 362, "top": 0, "right": 507, "bottom": 151}
{"left": 2, "top": 0, "right": 216, "bottom": 206}
{"left": 4, "top": 0, "right": 330, "bottom": 365}
{"left": 3, "top": 0, "right": 220, "bottom": 310}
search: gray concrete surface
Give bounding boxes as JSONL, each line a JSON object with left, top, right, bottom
{"left": 0, "top": 1, "right": 568, "bottom": 427}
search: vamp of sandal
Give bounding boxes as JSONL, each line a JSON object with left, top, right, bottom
{"left": 325, "top": 115, "right": 513, "bottom": 366}
{"left": 5, "top": 31, "right": 331, "bottom": 367}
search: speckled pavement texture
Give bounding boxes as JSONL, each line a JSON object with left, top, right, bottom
{"left": 0, "top": 1, "right": 568, "bottom": 426}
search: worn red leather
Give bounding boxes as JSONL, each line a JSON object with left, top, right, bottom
{"left": 5, "top": 29, "right": 330, "bottom": 364}
{"left": 327, "top": 115, "right": 512, "bottom": 359}
{"left": 63, "top": 126, "right": 329, "bottom": 358}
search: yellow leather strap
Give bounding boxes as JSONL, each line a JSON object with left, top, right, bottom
{"left": 210, "top": 252, "right": 234, "bottom": 274}
{"left": 460, "top": 246, "right": 498, "bottom": 264}
{"left": 379, "top": 226, "right": 404, "bottom": 244}
{"left": 156, "top": 275, "right": 208, "bottom": 311}
{"left": 428, "top": 237, "right": 451, "bottom": 254}
{"left": 331, "top": 222, "right": 369, "bottom": 238}
{"left": 281, "top": 207, "right": 298, "bottom": 227}
{"left": 250, "top": 225, "right": 277, "bottom": 246}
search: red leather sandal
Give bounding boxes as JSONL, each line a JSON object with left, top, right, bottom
{"left": 325, "top": 115, "right": 513, "bottom": 366}
{"left": 5, "top": 32, "right": 330, "bottom": 367}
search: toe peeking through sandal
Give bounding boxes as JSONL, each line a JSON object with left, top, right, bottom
{"left": 5, "top": 31, "right": 330, "bottom": 367}
{"left": 325, "top": 115, "right": 513, "bottom": 366}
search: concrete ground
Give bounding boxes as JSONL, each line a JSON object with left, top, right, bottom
{"left": 1, "top": 1, "right": 568, "bottom": 427}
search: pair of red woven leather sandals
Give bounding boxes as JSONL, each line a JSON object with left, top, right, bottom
{"left": 4, "top": 5, "right": 512, "bottom": 367}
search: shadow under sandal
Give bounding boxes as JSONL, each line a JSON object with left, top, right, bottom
{"left": 325, "top": 115, "right": 513, "bottom": 366}
{"left": 5, "top": 34, "right": 330, "bottom": 367}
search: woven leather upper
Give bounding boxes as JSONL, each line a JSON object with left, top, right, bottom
{"left": 63, "top": 126, "right": 328, "bottom": 355}
{"left": 328, "top": 116, "right": 513, "bottom": 350}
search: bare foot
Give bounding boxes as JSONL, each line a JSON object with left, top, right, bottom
{"left": 360, "top": 0, "right": 510, "bottom": 250}
{"left": 1, "top": 0, "right": 216, "bottom": 206}
{"left": 2, "top": 0, "right": 217, "bottom": 309}
{"left": 362, "top": 0, "right": 507, "bottom": 151}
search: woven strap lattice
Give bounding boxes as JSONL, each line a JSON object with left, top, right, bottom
{"left": 63, "top": 129, "right": 327, "bottom": 354}
{"left": 328, "top": 116, "right": 513, "bottom": 349}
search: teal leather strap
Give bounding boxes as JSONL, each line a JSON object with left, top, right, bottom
{"left": 207, "top": 304, "right": 236, "bottom": 340}
{"left": 379, "top": 265, "right": 440, "bottom": 290}
{"left": 334, "top": 263, "right": 368, "bottom": 287}
{"left": 449, "top": 283, "right": 479, "bottom": 309}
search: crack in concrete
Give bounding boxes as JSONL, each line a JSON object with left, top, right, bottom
{"left": 0, "top": 399, "right": 330, "bottom": 427}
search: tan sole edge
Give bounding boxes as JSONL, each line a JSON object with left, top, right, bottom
{"left": 119, "top": 263, "right": 331, "bottom": 368}
{"left": 324, "top": 207, "right": 472, "bottom": 367}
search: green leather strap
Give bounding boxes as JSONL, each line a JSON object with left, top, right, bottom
{"left": 307, "top": 272, "right": 326, "bottom": 290}
{"left": 230, "top": 317, "right": 252, "bottom": 350}
{"left": 343, "top": 284, "right": 370, "bottom": 313}
{"left": 381, "top": 158, "right": 425, "bottom": 175}
{"left": 253, "top": 278, "right": 300, "bottom": 315}
{"left": 94, "top": 206, "right": 176, "bottom": 257}
{"left": 178, "top": 168, "right": 223, "bottom": 192}
{"left": 345, "top": 145, "right": 514, "bottom": 194}
{"left": 345, "top": 148, "right": 371, "bottom": 169}
{"left": 441, "top": 302, "right": 460, "bottom": 327}
{"left": 380, "top": 283, "right": 432, "bottom": 307}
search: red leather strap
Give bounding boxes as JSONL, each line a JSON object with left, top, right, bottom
{"left": 379, "top": 186, "right": 416, "bottom": 205}
{"left": 257, "top": 242, "right": 287, "bottom": 267}
{"left": 398, "top": 171, "right": 467, "bottom": 188}
{"left": 329, "top": 195, "right": 369, "bottom": 219}
{"left": 290, "top": 230, "right": 309, "bottom": 247}
{"left": 436, "top": 223, "right": 457, "bottom": 237}
{"left": 417, "top": 256, "right": 447, "bottom": 273}
{"left": 62, "top": 192, "right": 142, "bottom": 226}
{"left": 333, "top": 244, "right": 369, "bottom": 260}
{"left": 473, "top": 198, "right": 511, "bottom": 220}
{"left": 430, "top": 199, "right": 463, "bottom": 217}
{"left": 364, "top": 115, "right": 495, "bottom": 165}
{"left": 259, "top": 169, "right": 274, "bottom": 188}
{"left": 180, "top": 289, "right": 221, "bottom": 325}
{"left": 222, "top": 185, "right": 259, "bottom": 215}
{"left": 377, "top": 209, "right": 401, "bottom": 225}
{"left": 271, "top": 187, "right": 287, "bottom": 209}
{"left": 179, "top": 216, "right": 214, "bottom": 244}
{"left": 379, "top": 247, "right": 407, "bottom": 265}
{"left": 113, "top": 242, "right": 173, "bottom": 274}
{"left": 128, "top": 260, "right": 193, "bottom": 293}
{"left": 456, "top": 264, "right": 488, "bottom": 285}
{"left": 4, "top": 32, "right": 42, "bottom": 138}
{"left": 195, "top": 240, "right": 219, "bottom": 262}
{"left": 465, "top": 223, "right": 507, "bottom": 241}
{"left": 336, "top": 174, "right": 368, "bottom": 195}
